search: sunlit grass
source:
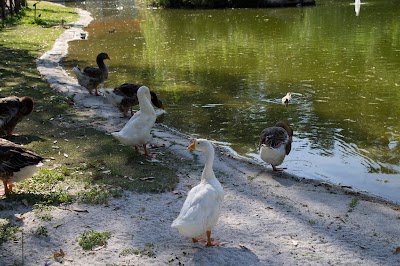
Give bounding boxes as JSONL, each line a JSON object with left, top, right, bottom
{"left": 78, "top": 230, "right": 111, "bottom": 251}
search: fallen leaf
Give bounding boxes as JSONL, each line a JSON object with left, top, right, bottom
{"left": 53, "top": 249, "right": 65, "bottom": 262}
{"left": 22, "top": 199, "right": 29, "bottom": 207}
{"left": 239, "top": 244, "right": 250, "bottom": 251}
{"left": 72, "top": 208, "right": 89, "bottom": 213}
{"left": 140, "top": 177, "right": 156, "bottom": 181}
{"left": 394, "top": 247, "right": 400, "bottom": 254}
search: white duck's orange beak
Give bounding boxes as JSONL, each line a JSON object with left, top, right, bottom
{"left": 187, "top": 140, "right": 196, "bottom": 150}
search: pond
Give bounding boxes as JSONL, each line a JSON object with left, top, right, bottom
{"left": 62, "top": 0, "right": 400, "bottom": 203}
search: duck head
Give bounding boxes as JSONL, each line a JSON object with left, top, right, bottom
{"left": 19, "top": 96, "right": 34, "bottom": 116}
{"left": 187, "top": 138, "right": 213, "bottom": 153}
{"left": 97, "top": 52, "right": 110, "bottom": 62}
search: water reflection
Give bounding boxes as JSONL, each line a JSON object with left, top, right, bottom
{"left": 63, "top": 0, "right": 400, "bottom": 203}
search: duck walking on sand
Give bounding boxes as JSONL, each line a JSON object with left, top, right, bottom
{"left": 259, "top": 121, "right": 293, "bottom": 171}
{"left": 111, "top": 86, "right": 156, "bottom": 156}
{"left": 73, "top": 52, "right": 110, "bottom": 96}
{"left": 0, "top": 138, "right": 44, "bottom": 196}
{"left": 0, "top": 96, "right": 34, "bottom": 136}
{"left": 172, "top": 139, "right": 224, "bottom": 247}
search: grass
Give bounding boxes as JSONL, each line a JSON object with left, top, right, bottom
{"left": 348, "top": 197, "right": 359, "bottom": 212}
{"left": 78, "top": 230, "right": 111, "bottom": 251}
{"left": 119, "top": 246, "right": 155, "bottom": 257}
{"left": 34, "top": 226, "right": 49, "bottom": 238}
{"left": 0, "top": 219, "right": 20, "bottom": 245}
{"left": 0, "top": 0, "right": 181, "bottom": 245}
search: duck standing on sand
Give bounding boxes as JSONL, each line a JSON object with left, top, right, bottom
{"left": 172, "top": 139, "right": 224, "bottom": 247}
{"left": 73, "top": 52, "right": 110, "bottom": 96}
{"left": 0, "top": 138, "right": 44, "bottom": 196}
{"left": 111, "top": 86, "right": 156, "bottom": 156}
{"left": 0, "top": 96, "right": 34, "bottom": 136}
{"left": 259, "top": 121, "right": 293, "bottom": 171}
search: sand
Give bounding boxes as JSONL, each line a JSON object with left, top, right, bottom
{"left": 1, "top": 5, "right": 400, "bottom": 266}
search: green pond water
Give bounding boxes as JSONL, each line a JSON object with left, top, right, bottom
{"left": 62, "top": 0, "right": 400, "bottom": 203}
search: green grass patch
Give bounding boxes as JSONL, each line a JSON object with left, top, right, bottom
{"left": 78, "top": 230, "right": 111, "bottom": 251}
{"left": 34, "top": 226, "right": 49, "bottom": 238}
{"left": 33, "top": 203, "right": 53, "bottom": 221}
{"left": 0, "top": 0, "right": 180, "bottom": 224}
{"left": 119, "top": 246, "right": 155, "bottom": 257}
{"left": 348, "top": 197, "right": 359, "bottom": 212}
{"left": 0, "top": 219, "right": 20, "bottom": 245}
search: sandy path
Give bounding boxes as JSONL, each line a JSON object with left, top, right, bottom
{"left": 1, "top": 5, "right": 400, "bottom": 266}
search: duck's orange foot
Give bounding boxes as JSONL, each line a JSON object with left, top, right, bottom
{"left": 272, "top": 165, "right": 286, "bottom": 171}
{"left": 206, "top": 240, "right": 221, "bottom": 247}
{"left": 192, "top": 238, "right": 206, "bottom": 244}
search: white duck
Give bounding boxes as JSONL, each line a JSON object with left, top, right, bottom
{"left": 111, "top": 86, "right": 156, "bottom": 156}
{"left": 259, "top": 121, "right": 293, "bottom": 171}
{"left": 171, "top": 139, "right": 224, "bottom": 247}
{"left": 281, "top": 92, "right": 292, "bottom": 106}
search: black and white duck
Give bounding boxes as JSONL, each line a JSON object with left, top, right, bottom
{"left": 259, "top": 121, "right": 293, "bottom": 171}
{"left": 0, "top": 96, "right": 34, "bottom": 136}
{"left": 0, "top": 138, "right": 44, "bottom": 196}
{"left": 73, "top": 52, "right": 110, "bottom": 96}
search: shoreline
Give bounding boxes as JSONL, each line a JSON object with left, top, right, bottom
{"left": 23, "top": 4, "right": 400, "bottom": 265}
{"left": 36, "top": 4, "right": 398, "bottom": 208}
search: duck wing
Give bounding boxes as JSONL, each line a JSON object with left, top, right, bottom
{"left": 83, "top": 66, "right": 103, "bottom": 79}
{"left": 114, "top": 83, "right": 142, "bottom": 97}
{"left": 0, "top": 139, "right": 43, "bottom": 175}
{"left": 172, "top": 183, "right": 223, "bottom": 229}
{"left": 259, "top": 127, "right": 290, "bottom": 154}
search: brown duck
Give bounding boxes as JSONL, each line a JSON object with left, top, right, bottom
{"left": 0, "top": 138, "right": 44, "bottom": 196}
{"left": 0, "top": 96, "right": 34, "bottom": 136}
{"left": 73, "top": 52, "right": 110, "bottom": 96}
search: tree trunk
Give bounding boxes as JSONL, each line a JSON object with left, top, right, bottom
{"left": 8, "top": 0, "right": 13, "bottom": 15}
{"left": 1, "top": 0, "right": 6, "bottom": 20}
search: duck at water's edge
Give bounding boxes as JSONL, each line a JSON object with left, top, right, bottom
{"left": 259, "top": 121, "right": 293, "bottom": 171}
{"left": 111, "top": 86, "right": 156, "bottom": 156}
{"left": 73, "top": 52, "right": 110, "bottom": 96}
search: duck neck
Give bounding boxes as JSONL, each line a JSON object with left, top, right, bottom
{"left": 139, "top": 93, "right": 155, "bottom": 115}
{"left": 97, "top": 58, "right": 107, "bottom": 69}
{"left": 201, "top": 147, "right": 215, "bottom": 180}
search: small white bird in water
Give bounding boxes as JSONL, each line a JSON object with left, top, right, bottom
{"left": 355, "top": 0, "right": 361, "bottom": 16}
{"left": 282, "top": 92, "right": 292, "bottom": 106}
